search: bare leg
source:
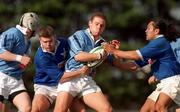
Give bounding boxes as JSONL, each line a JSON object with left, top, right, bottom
{"left": 13, "top": 92, "right": 31, "bottom": 112}
{"left": 155, "top": 93, "right": 173, "bottom": 112}
{"left": 31, "top": 94, "right": 51, "bottom": 112}
{"left": 0, "top": 102, "right": 8, "bottom": 112}
{"left": 70, "top": 99, "right": 86, "bottom": 112}
{"left": 140, "top": 98, "right": 155, "bottom": 112}
{"left": 176, "top": 108, "right": 180, "bottom": 112}
{"left": 54, "top": 92, "right": 73, "bottom": 112}
{"left": 82, "top": 92, "right": 112, "bottom": 112}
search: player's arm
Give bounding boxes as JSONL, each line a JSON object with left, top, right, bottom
{"left": 0, "top": 34, "right": 31, "bottom": 66}
{"left": 103, "top": 44, "right": 140, "bottom": 60}
{"left": 112, "top": 59, "right": 138, "bottom": 72}
{"left": 0, "top": 50, "right": 19, "bottom": 61}
{"left": 60, "top": 66, "right": 90, "bottom": 83}
{"left": 74, "top": 51, "right": 101, "bottom": 62}
{"left": 148, "top": 75, "right": 157, "bottom": 85}
{"left": 0, "top": 51, "right": 31, "bottom": 66}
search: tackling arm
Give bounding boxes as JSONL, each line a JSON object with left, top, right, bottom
{"left": 103, "top": 44, "right": 140, "bottom": 60}
{"left": 60, "top": 66, "right": 90, "bottom": 83}
{"left": 112, "top": 59, "right": 138, "bottom": 72}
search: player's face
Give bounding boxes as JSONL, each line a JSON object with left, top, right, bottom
{"left": 25, "top": 29, "right": 34, "bottom": 39}
{"left": 39, "top": 36, "right": 56, "bottom": 52}
{"left": 145, "top": 21, "right": 159, "bottom": 40}
{"left": 89, "top": 16, "right": 105, "bottom": 40}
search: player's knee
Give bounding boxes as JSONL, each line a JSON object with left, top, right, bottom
{"left": 18, "top": 105, "right": 31, "bottom": 112}
{"left": 101, "top": 104, "right": 112, "bottom": 112}
{"left": 80, "top": 109, "right": 86, "bottom": 112}
{"left": 140, "top": 106, "right": 151, "bottom": 112}
{"left": 155, "top": 103, "right": 167, "bottom": 112}
{"left": 54, "top": 106, "right": 68, "bottom": 112}
{"left": 176, "top": 108, "right": 180, "bottom": 112}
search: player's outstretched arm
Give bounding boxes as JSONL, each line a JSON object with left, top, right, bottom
{"left": 112, "top": 59, "right": 138, "bottom": 72}
{"left": 103, "top": 44, "right": 140, "bottom": 60}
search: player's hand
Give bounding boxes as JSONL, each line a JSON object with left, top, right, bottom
{"left": 148, "top": 75, "right": 157, "bottom": 85}
{"left": 80, "top": 66, "right": 90, "bottom": 75}
{"left": 102, "top": 43, "right": 116, "bottom": 54}
{"left": 20, "top": 56, "right": 31, "bottom": 67}
{"left": 110, "top": 40, "right": 120, "bottom": 49}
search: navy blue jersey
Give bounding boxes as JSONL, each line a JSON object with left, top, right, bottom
{"left": 135, "top": 36, "right": 180, "bottom": 80}
{"left": 34, "top": 39, "right": 69, "bottom": 86}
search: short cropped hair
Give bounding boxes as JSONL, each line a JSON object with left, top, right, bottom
{"left": 38, "top": 25, "right": 55, "bottom": 38}
{"left": 89, "top": 12, "right": 107, "bottom": 22}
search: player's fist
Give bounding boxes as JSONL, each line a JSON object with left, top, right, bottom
{"left": 80, "top": 66, "right": 90, "bottom": 75}
{"left": 148, "top": 75, "right": 157, "bottom": 85}
{"left": 110, "top": 40, "right": 120, "bottom": 49}
{"left": 20, "top": 56, "right": 31, "bottom": 67}
{"left": 102, "top": 43, "right": 116, "bottom": 54}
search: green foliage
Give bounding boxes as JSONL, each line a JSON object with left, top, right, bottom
{"left": 0, "top": 0, "right": 179, "bottom": 109}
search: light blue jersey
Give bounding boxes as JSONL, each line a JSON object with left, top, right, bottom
{"left": 171, "top": 38, "right": 180, "bottom": 63}
{"left": 65, "top": 29, "right": 105, "bottom": 71}
{"left": 0, "top": 27, "right": 31, "bottom": 79}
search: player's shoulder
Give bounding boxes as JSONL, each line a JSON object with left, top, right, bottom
{"left": 2, "top": 27, "right": 21, "bottom": 36}
{"left": 73, "top": 29, "right": 87, "bottom": 36}
{"left": 57, "top": 37, "right": 67, "bottom": 42}
{"left": 57, "top": 37, "right": 69, "bottom": 48}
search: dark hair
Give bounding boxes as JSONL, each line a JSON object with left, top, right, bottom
{"left": 89, "top": 12, "right": 107, "bottom": 22}
{"left": 151, "top": 18, "right": 180, "bottom": 42}
{"left": 38, "top": 25, "right": 55, "bottom": 38}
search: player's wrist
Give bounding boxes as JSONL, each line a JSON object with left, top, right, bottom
{"left": 15, "top": 55, "right": 22, "bottom": 62}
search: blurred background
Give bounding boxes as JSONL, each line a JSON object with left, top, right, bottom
{"left": 0, "top": 0, "right": 180, "bottom": 111}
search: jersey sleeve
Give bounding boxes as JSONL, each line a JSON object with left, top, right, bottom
{"left": 135, "top": 59, "right": 149, "bottom": 67}
{"left": 0, "top": 33, "right": 16, "bottom": 53}
{"left": 138, "top": 40, "right": 165, "bottom": 60}
{"left": 68, "top": 32, "right": 85, "bottom": 57}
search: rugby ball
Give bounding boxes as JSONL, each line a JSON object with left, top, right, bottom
{"left": 87, "top": 46, "right": 104, "bottom": 68}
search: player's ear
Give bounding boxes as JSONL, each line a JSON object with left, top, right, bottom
{"left": 88, "top": 20, "right": 92, "bottom": 27}
{"left": 155, "top": 28, "right": 160, "bottom": 35}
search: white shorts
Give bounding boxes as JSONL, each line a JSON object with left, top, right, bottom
{"left": 57, "top": 75, "right": 101, "bottom": 97}
{"left": 148, "top": 75, "right": 180, "bottom": 106}
{"left": 34, "top": 84, "right": 58, "bottom": 104}
{"left": 0, "top": 72, "right": 26, "bottom": 99}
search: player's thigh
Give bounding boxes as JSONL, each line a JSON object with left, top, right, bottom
{"left": 176, "top": 108, "right": 180, "bottom": 112}
{"left": 70, "top": 99, "right": 86, "bottom": 112}
{"left": 54, "top": 91, "right": 74, "bottom": 111}
{"left": 12, "top": 91, "right": 31, "bottom": 111}
{"left": 32, "top": 94, "right": 51, "bottom": 112}
{"left": 82, "top": 92, "right": 112, "bottom": 111}
{"left": 140, "top": 98, "right": 155, "bottom": 112}
{"left": 0, "top": 102, "right": 8, "bottom": 112}
{"left": 155, "top": 92, "right": 173, "bottom": 109}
